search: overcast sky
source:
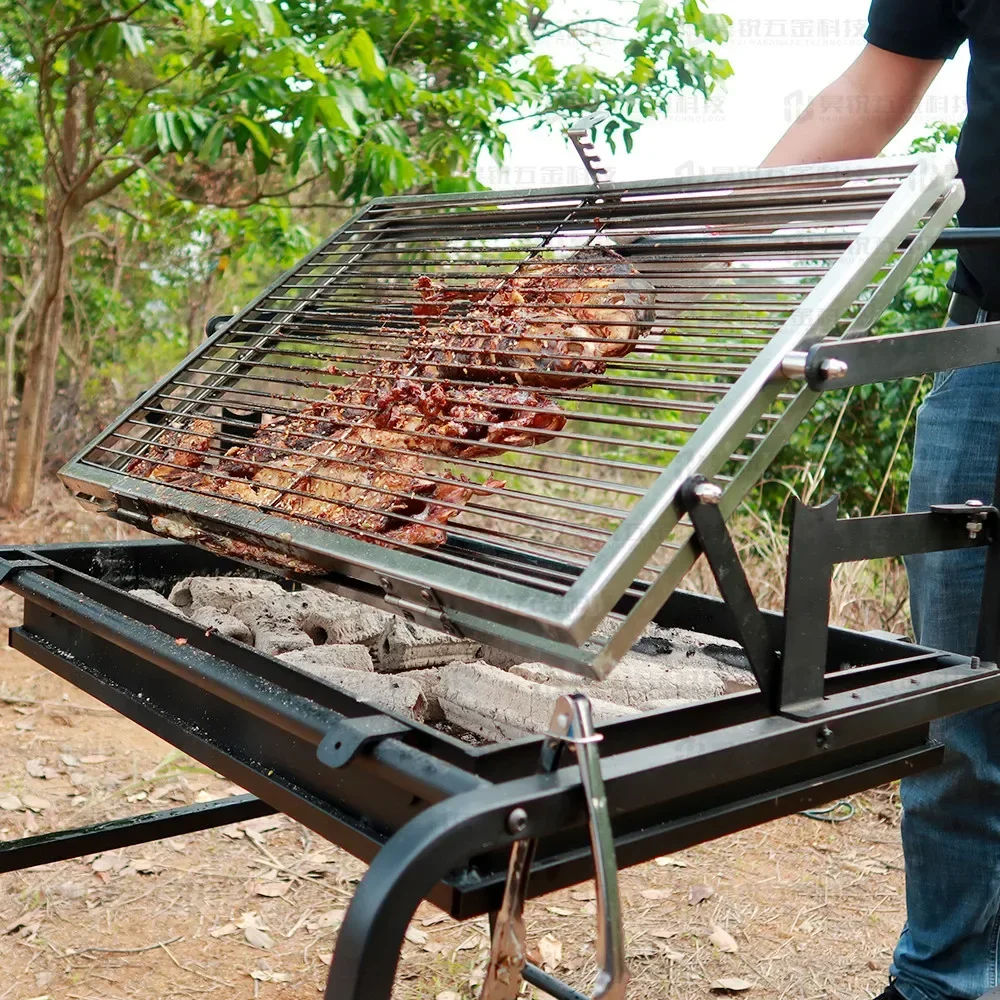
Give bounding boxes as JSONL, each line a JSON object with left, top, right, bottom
{"left": 479, "top": 0, "right": 971, "bottom": 188}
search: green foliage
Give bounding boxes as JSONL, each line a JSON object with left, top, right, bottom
{"left": 1, "top": 0, "right": 733, "bottom": 474}
{"left": 745, "top": 125, "right": 962, "bottom": 521}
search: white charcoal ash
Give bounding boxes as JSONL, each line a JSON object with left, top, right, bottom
{"left": 277, "top": 662, "right": 426, "bottom": 722}
{"left": 374, "top": 618, "right": 480, "bottom": 672}
{"left": 168, "top": 576, "right": 283, "bottom": 612}
{"left": 130, "top": 588, "right": 186, "bottom": 616}
{"left": 401, "top": 668, "right": 445, "bottom": 722}
{"left": 478, "top": 644, "right": 527, "bottom": 669}
{"left": 509, "top": 655, "right": 731, "bottom": 707}
{"left": 437, "top": 661, "right": 639, "bottom": 742}
{"left": 278, "top": 644, "right": 374, "bottom": 675}
{"left": 300, "top": 598, "right": 392, "bottom": 647}
{"left": 229, "top": 595, "right": 314, "bottom": 657}
{"left": 188, "top": 607, "right": 253, "bottom": 644}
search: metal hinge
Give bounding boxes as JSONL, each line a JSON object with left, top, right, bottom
{"left": 380, "top": 580, "right": 463, "bottom": 637}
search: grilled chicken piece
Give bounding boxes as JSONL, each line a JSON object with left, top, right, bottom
{"left": 414, "top": 249, "right": 656, "bottom": 388}
{"left": 133, "top": 380, "right": 562, "bottom": 549}
{"left": 126, "top": 418, "right": 216, "bottom": 482}
{"left": 126, "top": 249, "right": 643, "bottom": 552}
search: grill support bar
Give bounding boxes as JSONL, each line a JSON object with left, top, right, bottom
{"left": 0, "top": 795, "right": 274, "bottom": 874}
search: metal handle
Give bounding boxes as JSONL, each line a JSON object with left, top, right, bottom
{"left": 551, "top": 694, "right": 628, "bottom": 1000}
{"left": 480, "top": 693, "right": 628, "bottom": 1000}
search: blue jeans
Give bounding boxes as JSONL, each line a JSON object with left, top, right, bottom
{"left": 893, "top": 319, "right": 1000, "bottom": 1000}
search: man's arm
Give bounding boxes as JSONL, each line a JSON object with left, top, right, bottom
{"left": 762, "top": 44, "right": 944, "bottom": 167}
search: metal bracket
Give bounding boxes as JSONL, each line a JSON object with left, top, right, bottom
{"left": 316, "top": 714, "right": 410, "bottom": 769}
{"left": 681, "top": 476, "right": 778, "bottom": 697}
{"left": 481, "top": 693, "right": 628, "bottom": 1000}
{"left": 566, "top": 111, "right": 612, "bottom": 189}
{"left": 930, "top": 500, "right": 998, "bottom": 540}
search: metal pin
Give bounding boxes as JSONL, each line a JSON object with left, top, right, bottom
{"left": 819, "top": 358, "right": 849, "bottom": 380}
{"left": 693, "top": 482, "right": 723, "bottom": 505}
{"left": 780, "top": 351, "right": 808, "bottom": 379}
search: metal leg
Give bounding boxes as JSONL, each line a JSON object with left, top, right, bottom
{"left": 0, "top": 794, "right": 272, "bottom": 873}
{"left": 326, "top": 785, "right": 534, "bottom": 1000}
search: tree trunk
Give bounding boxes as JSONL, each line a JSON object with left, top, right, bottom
{"left": 3, "top": 211, "right": 72, "bottom": 510}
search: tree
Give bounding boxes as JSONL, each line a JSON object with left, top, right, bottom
{"left": 0, "top": 0, "right": 731, "bottom": 510}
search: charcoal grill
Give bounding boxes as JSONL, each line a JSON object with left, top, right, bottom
{"left": 59, "top": 155, "right": 964, "bottom": 677}
{"left": 7, "top": 155, "right": 1000, "bottom": 999}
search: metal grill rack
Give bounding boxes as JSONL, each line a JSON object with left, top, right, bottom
{"left": 60, "top": 156, "right": 962, "bottom": 676}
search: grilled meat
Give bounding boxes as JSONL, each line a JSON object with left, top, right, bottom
{"left": 131, "top": 380, "right": 564, "bottom": 549}
{"left": 126, "top": 248, "right": 649, "bottom": 552}
{"left": 413, "top": 250, "right": 656, "bottom": 388}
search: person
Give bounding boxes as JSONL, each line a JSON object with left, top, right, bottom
{"left": 763, "top": 5, "right": 1000, "bottom": 1000}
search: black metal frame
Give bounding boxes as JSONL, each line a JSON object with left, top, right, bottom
{"left": 2, "top": 516, "right": 999, "bottom": 999}
{"left": 8, "top": 246, "right": 1000, "bottom": 996}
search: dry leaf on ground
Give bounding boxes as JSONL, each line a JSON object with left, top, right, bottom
{"left": 655, "top": 855, "right": 689, "bottom": 867}
{"left": 250, "top": 969, "right": 292, "bottom": 982}
{"left": 688, "top": 884, "right": 714, "bottom": 905}
{"left": 538, "top": 934, "right": 563, "bottom": 970}
{"left": 709, "top": 925, "right": 738, "bottom": 953}
{"left": 244, "top": 926, "right": 275, "bottom": 950}
{"left": 254, "top": 881, "right": 290, "bottom": 898}
{"left": 710, "top": 978, "right": 755, "bottom": 992}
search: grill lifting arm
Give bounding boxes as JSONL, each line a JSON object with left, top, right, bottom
{"left": 779, "top": 321, "right": 1000, "bottom": 391}
{"left": 481, "top": 694, "right": 628, "bottom": 1000}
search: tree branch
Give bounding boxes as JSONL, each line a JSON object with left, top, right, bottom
{"left": 80, "top": 145, "right": 159, "bottom": 205}
{"left": 48, "top": 0, "right": 152, "bottom": 48}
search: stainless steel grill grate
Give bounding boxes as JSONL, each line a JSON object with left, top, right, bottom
{"left": 61, "top": 156, "right": 962, "bottom": 676}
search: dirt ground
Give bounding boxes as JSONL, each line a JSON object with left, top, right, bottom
{"left": 0, "top": 485, "right": 908, "bottom": 1000}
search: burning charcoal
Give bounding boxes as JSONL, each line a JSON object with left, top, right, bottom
{"left": 229, "top": 596, "right": 313, "bottom": 657}
{"left": 509, "top": 655, "right": 736, "bottom": 707}
{"left": 168, "top": 576, "right": 284, "bottom": 612}
{"left": 277, "top": 645, "right": 374, "bottom": 674}
{"left": 401, "top": 668, "right": 444, "bottom": 722}
{"left": 130, "top": 589, "right": 185, "bottom": 616}
{"left": 437, "top": 661, "right": 637, "bottom": 741}
{"left": 296, "top": 594, "right": 392, "bottom": 647}
{"left": 477, "top": 644, "right": 525, "bottom": 669}
{"left": 188, "top": 607, "right": 253, "bottom": 644}
{"left": 375, "top": 619, "right": 480, "bottom": 672}
{"left": 278, "top": 663, "right": 426, "bottom": 722}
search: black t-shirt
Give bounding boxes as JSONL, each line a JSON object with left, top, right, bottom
{"left": 866, "top": 0, "right": 1000, "bottom": 309}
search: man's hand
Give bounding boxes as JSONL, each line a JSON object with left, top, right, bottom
{"left": 762, "top": 44, "right": 945, "bottom": 167}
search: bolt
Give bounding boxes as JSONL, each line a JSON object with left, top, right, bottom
{"left": 402, "top": 610, "right": 414, "bottom": 621}
{"left": 506, "top": 808, "right": 528, "bottom": 835}
{"left": 379, "top": 576, "right": 392, "bottom": 592}
{"left": 968, "top": 521, "right": 984, "bottom": 539}
{"left": 967, "top": 499, "right": 985, "bottom": 507}
{"left": 693, "top": 481, "right": 723, "bottom": 505}
{"left": 819, "top": 358, "right": 849, "bottom": 380}
{"left": 420, "top": 589, "right": 432, "bottom": 602}
{"left": 816, "top": 726, "right": 833, "bottom": 749}
{"left": 971, "top": 656, "right": 982, "bottom": 670}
